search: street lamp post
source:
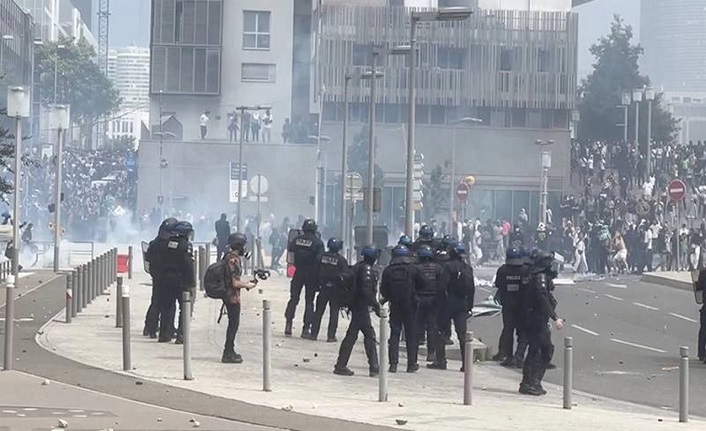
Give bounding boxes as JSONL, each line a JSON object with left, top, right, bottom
{"left": 53, "top": 44, "right": 66, "bottom": 104}
{"left": 448, "top": 117, "right": 482, "bottom": 236}
{"left": 4, "top": 86, "right": 29, "bottom": 371}
{"left": 632, "top": 89, "right": 643, "bottom": 153}
{"left": 235, "top": 105, "right": 271, "bottom": 232}
{"left": 50, "top": 104, "right": 70, "bottom": 272}
{"left": 402, "top": 8, "right": 473, "bottom": 238}
{"left": 361, "top": 51, "right": 383, "bottom": 245}
{"left": 619, "top": 91, "right": 631, "bottom": 144}
{"left": 0, "top": 34, "right": 15, "bottom": 76}
{"left": 645, "top": 88, "right": 655, "bottom": 177}
{"left": 339, "top": 74, "right": 351, "bottom": 240}
{"left": 535, "top": 139, "right": 554, "bottom": 226}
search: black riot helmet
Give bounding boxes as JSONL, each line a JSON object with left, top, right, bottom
{"left": 531, "top": 250, "right": 555, "bottom": 274}
{"left": 172, "top": 221, "right": 194, "bottom": 239}
{"left": 302, "top": 218, "right": 318, "bottom": 233}
{"left": 418, "top": 245, "right": 434, "bottom": 260}
{"left": 228, "top": 233, "right": 248, "bottom": 256}
{"left": 158, "top": 218, "right": 178, "bottom": 239}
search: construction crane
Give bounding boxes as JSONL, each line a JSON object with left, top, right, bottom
{"left": 96, "top": 0, "right": 110, "bottom": 149}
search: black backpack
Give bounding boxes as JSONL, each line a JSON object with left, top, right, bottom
{"left": 449, "top": 264, "right": 474, "bottom": 298}
{"left": 332, "top": 267, "right": 356, "bottom": 308}
{"left": 204, "top": 260, "right": 230, "bottom": 300}
{"left": 385, "top": 264, "right": 413, "bottom": 300}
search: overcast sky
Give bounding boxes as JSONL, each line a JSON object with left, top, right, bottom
{"left": 108, "top": 0, "right": 641, "bottom": 77}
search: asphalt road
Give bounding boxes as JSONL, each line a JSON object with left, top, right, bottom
{"left": 0, "top": 273, "right": 395, "bottom": 431}
{"left": 472, "top": 266, "right": 705, "bottom": 414}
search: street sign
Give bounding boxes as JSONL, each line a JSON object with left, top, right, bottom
{"left": 249, "top": 174, "right": 269, "bottom": 196}
{"left": 229, "top": 162, "right": 248, "bottom": 203}
{"left": 668, "top": 179, "right": 687, "bottom": 201}
{"left": 456, "top": 182, "right": 470, "bottom": 202}
{"left": 345, "top": 192, "right": 364, "bottom": 201}
{"left": 346, "top": 172, "right": 363, "bottom": 192}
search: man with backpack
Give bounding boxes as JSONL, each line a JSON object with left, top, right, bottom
{"left": 285, "top": 219, "right": 324, "bottom": 338}
{"left": 334, "top": 245, "right": 381, "bottom": 377}
{"left": 416, "top": 244, "right": 444, "bottom": 363}
{"left": 428, "top": 242, "right": 475, "bottom": 371}
{"left": 380, "top": 244, "right": 425, "bottom": 373}
{"left": 309, "top": 237, "right": 349, "bottom": 342}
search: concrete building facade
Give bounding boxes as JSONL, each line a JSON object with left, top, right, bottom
{"left": 0, "top": 0, "right": 35, "bottom": 90}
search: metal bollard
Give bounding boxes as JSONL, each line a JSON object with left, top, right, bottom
{"left": 91, "top": 259, "right": 97, "bottom": 300}
{"left": 116, "top": 276, "right": 123, "bottom": 328}
{"left": 76, "top": 266, "right": 84, "bottom": 313}
{"left": 205, "top": 243, "right": 211, "bottom": 266}
{"left": 101, "top": 254, "right": 106, "bottom": 293}
{"left": 71, "top": 269, "right": 77, "bottom": 318}
{"left": 113, "top": 248, "right": 118, "bottom": 283}
{"left": 463, "top": 331, "right": 474, "bottom": 405}
{"left": 79, "top": 265, "right": 87, "bottom": 310}
{"left": 378, "top": 306, "right": 389, "bottom": 402}
{"left": 563, "top": 337, "right": 573, "bottom": 410}
{"left": 121, "top": 285, "right": 131, "bottom": 371}
{"left": 679, "top": 346, "right": 689, "bottom": 423}
{"left": 182, "top": 291, "right": 193, "bottom": 380}
{"left": 263, "top": 299, "right": 272, "bottom": 392}
{"left": 86, "top": 261, "right": 93, "bottom": 303}
{"left": 65, "top": 274, "right": 73, "bottom": 324}
{"left": 198, "top": 246, "right": 205, "bottom": 291}
{"left": 128, "top": 245, "right": 133, "bottom": 279}
{"left": 98, "top": 255, "right": 104, "bottom": 294}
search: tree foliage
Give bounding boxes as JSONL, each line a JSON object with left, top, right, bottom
{"left": 347, "top": 126, "right": 385, "bottom": 188}
{"left": 104, "top": 135, "right": 136, "bottom": 153}
{"left": 422, "top": 164, "right": 447, "bottom": 222}
{"left": 578, "top": 16, "right": 678, "bottom": 146}
{"left": 36, "top": 37, "right": 121, "bottom": 146}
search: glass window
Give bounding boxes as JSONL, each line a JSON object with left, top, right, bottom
{"left": 495, "top": 190, "right": 512, "bottom": 222}
{"left": 241, "top": 63, "right": 276, "bottom": 82}
{"left": 243, "top": 11, "right": 271, "bottom": 50}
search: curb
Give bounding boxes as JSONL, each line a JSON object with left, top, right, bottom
{"left": 641, "top": 273, "right": 692, "bottom": 291}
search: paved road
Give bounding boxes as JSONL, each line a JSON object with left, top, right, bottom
{"left": 472, "top": 268, "right": 705, "bottom": 413}
{"left": 1, "top": 274, "right": 394, "bottom": 431}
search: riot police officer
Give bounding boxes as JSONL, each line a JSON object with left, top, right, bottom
{"left": 428, "top": 242, "right": 475, "bottom": 371}
{"left": 156, "top": 220, "right": 196, "bottom": 344}
{"left": 509, "top": 224, "right": 524, "bottom": 249}
{"left": 412, "top": 225, "right": 439, "bottom": 253}
{"left": 519, "top": 250, "right": 563, "bottom": 396}
{"left": 285, "top": 219, "right": 324, "bottom": 338}
{"left": 334, "top": 245, "right": 381, "bottom": 377}
{"left": 435, "top": 235, "right": 454, "bottom": 263}
{"left": 310, "top": 237, "right": 349, "bottom": 342}
{"left": 380, "top": 244, "right": 424, "bottom": 373}
{"left": 416, "top": 245, "right": 443, "bottom": 362}
{"left": 494, "top": 247, "right": 527, "bottom": 367}
{"left": 143, "top": 217, "right": 177, "bottom": 338}
{"left": 398, "top": 235, "right": 413, "bottom": 248}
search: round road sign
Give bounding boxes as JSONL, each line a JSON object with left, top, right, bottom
{"left": 668, "top": 179, "right": 686, "bottom": 201}
{"left": 456, "top": 182, "right": 470, "bottom": 202}
{"left": 249, "top": 175, "right": 269, "bottom": 196}
{"left": 345, "top": 172, "right": 363, "bottom": 192}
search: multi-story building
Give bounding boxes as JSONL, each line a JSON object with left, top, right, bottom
{"left": 314, "top": 2, "right": 578, "bottom": 228}
{"left": 106, "top": 46, "right": 150, "bottom": 146}
{"left": 16, "top": 0, "right": 96, "bottom": 46}
{"left": 0, "top": 0, "right": 35, "bottom": 90}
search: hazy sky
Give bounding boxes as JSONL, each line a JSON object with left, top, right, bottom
{"left": 107, "top": 0, "right": 641, "bottom": 77}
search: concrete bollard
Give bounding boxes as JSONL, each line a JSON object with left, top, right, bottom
{"left": 86, "top": 261, "right": 93, "bottom": 303}
{"left": 116, "top": 276, "right": 124, "bottom": 328}
{"left": 128, "top": 245, "right": 133, "bottom": 279}
{"left": 71, "top": 269, "right": 77, "bottom": 318}
{"left": 263, "top": 299, "right": 272, "bottom": 392}
{"left": 378, "top": 307, "right": 389, "bottom": 402}
{"left": 122, "top": 285, "right": 131, "bottom": 371}
{"left": 463, "top": 331, "right": 474, "bottom": 406}
{"left": 182, "top": 291, "right": 193, "bottom": 380}
{"left": 679, "top": 346, "right": 689, "bottom": 423}
{"left": 563, "top": 337, "right": 573, "bottom": 410}
{"left": 76, "top": 266, "right": 84, "bottom": 314}
{"left": 65, "top": 273, "right": 73, "bottom": 324}
{"left": 112, "top": 248, "right": 117, "bottom": 284}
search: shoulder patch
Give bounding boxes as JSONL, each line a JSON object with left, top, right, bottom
{"left": 168, "top": 241, "right": 179, "bottom": 249}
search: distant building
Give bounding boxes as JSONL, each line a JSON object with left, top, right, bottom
{"left": 106, "top": 46, "right": 150, "bottom": 146}
{"left": 0, "top": 0, "right": 34, "bottom": 89}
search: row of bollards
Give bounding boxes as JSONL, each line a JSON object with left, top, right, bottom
{"left": 65, "top": 248, "right": 118, "bottom": 325}
{"left": 0, "top": 260, "right": 11, "bottom": 281}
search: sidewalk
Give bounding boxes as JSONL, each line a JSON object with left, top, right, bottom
{"left": 642, "top": 271, "right": 693, "bottom": 291}
{"left": 39, "top": 270, "right": 706, "bottom": 431}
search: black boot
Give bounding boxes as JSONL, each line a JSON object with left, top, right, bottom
{"left": 369, "top": 367, "right": 380, "bottom": 377}
{"left": 333, "top": 366, "right": 354, "bottom": 376}
{"left": 389, "top": 363, "right": 397, "bottom": 373}
{"left": 301, "top": 326, "right": 312, "bottom": 339}
{"left": 284, "top": 320, "right": 293, "bottom": 336}
{"left": 406, "top": 363, "right": 419, "bottom": 373}
{"left": 427, "top": 362, "right": 447, "bottom": 370}
{"left": 221, "top": 350, "right": 243, "bottom": 364}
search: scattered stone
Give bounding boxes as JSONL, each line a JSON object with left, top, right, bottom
{"left": 658, "top": 418, "right": 663, "bottom": 422}
{"left": 294, "top": 364, "right": 299, "bottom": 367}
{"left": 302, "top": 358, "right": 310, "bottom": 363}
{"left": 275, "top": 343, "right": 282, "bottom": 347}
{"left": 104, "top": 315, "right": 110, "bottom": 318}
{"left": 590, "top": 356, "right": 595, "bottom": 361}
{"left": 661, "top": 366, "right": 678, "bottom": 372}
{"left": 37, "top": 329, "right": 44, "bottom": 335}
{"left": 57, "top": 419, "right": 68, "bottom": 428}
{"left": 157, "top": 417, "right": 163, "bottom": 422}
{"left": 41, "top": 379, "right": 50, "bottom": 386}
{"left": 618, "top": 360, "right": 624, "bottom": 365}
{"left": 395, "top": 419, "right": 408, "bottom": 425}
{"left": 397, "top": 402, "right": 404, "bottom": 407}
{"left": 281, "top": 405, "right": 293, "bottom": 412}
{"left": 192, "top": 421, "right": 201, "bottom": 428}
{"left": 135, "top": 381, "right": 144, "bottom": 385}
{"left": 314, "top": 353, "right": 318, "bottom": 357}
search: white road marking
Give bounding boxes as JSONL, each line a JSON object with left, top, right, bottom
{"left": 577, "top": 287, "right": 596, "bottom": 294}
{"left": 603, "top": 294, "right": 624, "bottom": 301}
{"left": 570, "top": 324, "right": 600, "bottom": 336}
{"left": 668, "top": 312, "right": 698, "bottom": 323}
{"left": 607, "top": 283, "right": 628, "bottom": 289}
{"left": 632, "top": 302, "right": 659, "bottom": 311}
{"left": 610, "top": 338, "right": 667, "bottom": 353}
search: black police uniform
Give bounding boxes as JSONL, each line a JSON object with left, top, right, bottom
{"left": 155, "top": 235, "right": 195, "bottom": 343}
{"left": 380, "top": 255, "right": 424, "bottom": 371}
{"left": 494, "top": 263, "right": 527, "bottom": 365}
{"left": 519, "top": 262, "right": 558, "bottom": 395}
{"left": 432, "top": 256, "right": 475, "bottom": 370}
{"left": 696, "top": 270, "right": 706, "bottom": 361}
{"left": 285, "top": 232, "right": 324, "bottom": 336}
{"left": 416, "top": 258, "right": 444, "bottom": 360}
{"left": 311, "top": 251, "right": 349, "bottom": 341}
{"left": 143, "top": 235, "right": 167, "bottom": 337}
{"left": 215, "top": 217, "right": 230, "bottom": 260}
{"left": 334, "top": 260, "right": 380, "bottom": 375}
{"left": 509, "top": 227, "right": 524, "bottom": 249}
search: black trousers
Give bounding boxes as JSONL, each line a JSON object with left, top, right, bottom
{"left": 335, "top": 304, "right": 378, "bottom": 370}
{"left": 416, "top": 296, "right": 438, "bottom": 354}
{"left": 224, "top": 302, "right": 241, "bottom": 353}
{"left": 285, "top": 269, "right": 318, "bottom": 329}
{"left": 498, "top": 304, "right": 526, "bottom": 360}
{"left": 522, "top": 321, "right": 553, "bottom": 389}
{"left": 389, "top": 299, "right": 417, "bottom": 366}
{"left": 435, "top": 301, "right": 468, "bottom": 367}
{"left": 216, "top": 240, "right": 228, "bottom": 261}
{"left": 143, "top": 283, "right": 161, "bottom": 334}
{"left": 311, "top": 288, "right": 339, "bottom": 340}
{"left": 158, "top": 285, "right": 184, "bottom": 340}
{"left": 698, "top": 306, "right": 706, "bottom": 359}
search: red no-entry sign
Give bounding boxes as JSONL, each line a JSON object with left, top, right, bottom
{"left": 668, "top": 179, "right": 687, "bottom": 201}
{"left": 456, "top": 182, "right": 470, "bottom": 202}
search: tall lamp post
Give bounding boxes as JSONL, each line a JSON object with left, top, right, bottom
{"left": 50, "top": 104, "right": 70, "bottom": 272}
{"left": 361, "top": 50, "right": 383, "bottom": 245}
{"left": 402, "top": 7, "right": 473, "bottom": 238}
{"left": 448, "top": 117, "right": 482, "bottom": 235}
{"left": 4, "top": 86, "right": 29, "bottom": 371}
{"left": 339, "top": 73, "right": 351, "bottom": 240}
{"left": 632, "top": 88, "right": 643, "bottom": 154}
{"left": 235, "top": 105, "right": 270, "bottom": 232}
{"left": 644, "top": 88, "right": 655, "bottom": 177}
{"left": 535, "top": 139, "right": 554, "bottom": 226}
{"left": 619, "top": 91, "right": 631, "bottom": 144}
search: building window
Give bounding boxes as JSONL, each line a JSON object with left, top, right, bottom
{"left": 243, "top": 11, "right": 271, "bottom": 50}
{"left": 242, "top": 63, "right": 276, "bottom": 82}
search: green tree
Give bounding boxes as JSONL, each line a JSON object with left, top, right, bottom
{"left": 36, "top": 37, "right": 121, "bottom": 147}
{"left": 0, "top": 111, "right": 40, "bottom": 199}
{"left": 347, "top": 126, "right": 385, "bottom": 188}
{"left": 578, "top": 16, "right": 678, "bottom": 146}
{"left": 104, "top": 135, "right": 136, "bottom": 153}
{"left": 421, "top": 164, "right": 447, "bottom": 222}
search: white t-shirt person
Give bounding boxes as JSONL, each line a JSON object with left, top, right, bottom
{"left": 199, "top": 111, "right": 210, "bottom": 140}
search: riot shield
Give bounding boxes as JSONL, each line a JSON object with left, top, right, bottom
{"left": 691, "top": 270, "right": 704, "bottom": 305}
{"left": 141, "top": 241, "right": 150, "bottom": 274}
